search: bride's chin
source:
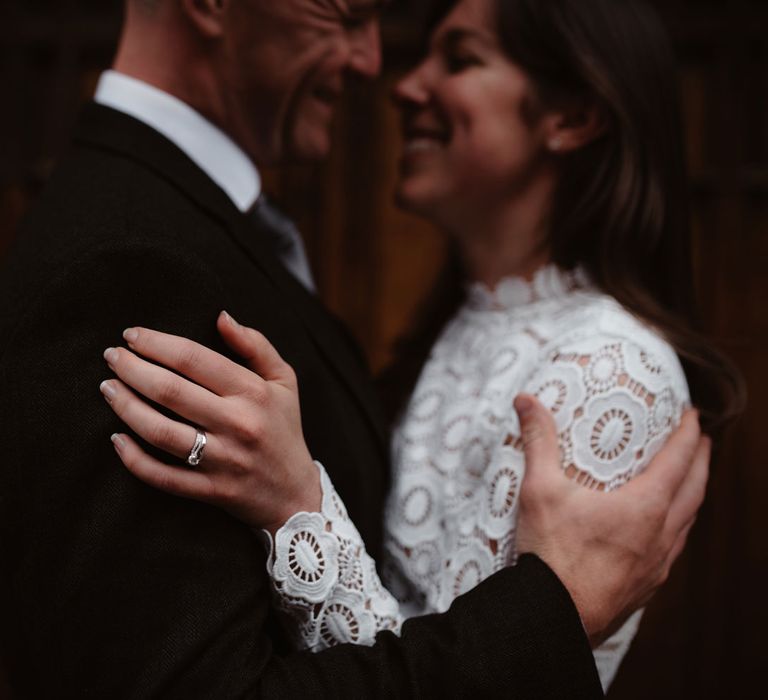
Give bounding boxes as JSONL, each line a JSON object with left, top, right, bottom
{"left": 393, "top": 181, "right": 438, "bottom": 220}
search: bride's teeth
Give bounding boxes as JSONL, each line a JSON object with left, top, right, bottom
{"left": 405, "top": 138, "right": 442, "bottom": 153}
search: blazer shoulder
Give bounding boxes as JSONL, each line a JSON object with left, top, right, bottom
{"left": 24, "top": 148, "right": 213, "bottom": 245}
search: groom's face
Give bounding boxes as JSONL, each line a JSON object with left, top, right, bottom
{"left": 223, "top": 0, "right": 384, "bottom": 165}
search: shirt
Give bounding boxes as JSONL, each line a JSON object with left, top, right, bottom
{"left": 94, "top": 70, "right": 314, "bottom": 291}
{"left": 95, "top": 70, "right": 261, "bottom": 212}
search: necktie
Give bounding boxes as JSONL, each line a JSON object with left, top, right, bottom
{"left": 249, "top": 195, "right": 315, "bottom": 292}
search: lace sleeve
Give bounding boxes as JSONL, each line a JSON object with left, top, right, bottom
{"left": 523, "top": 334, "right": 690, "bottom": 490}
{"left": 263, "top": 320, "right": 690, "bottom": 677}
{"left": 264, "top": 462, "right": 403, "bottom": 651}
{"left": 520, "top": 331, "right": 690, "bottom": 689}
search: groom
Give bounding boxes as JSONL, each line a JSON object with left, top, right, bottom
{"left": 0, "top": 0, "right": 706, "bottom": 697}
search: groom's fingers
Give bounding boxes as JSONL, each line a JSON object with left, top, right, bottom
{"left": 664, "top": 434, "right": 710, "bottom": 542}
{"left": 663, "top": 516, "right": 696, "bottom": 582}
{"left": 112, "top": 433, "right": 216, "bottom": 502}
{"left": 620, "top": 410, "right": 702, "bottom": 509}
{"left": 515, "top": 393, "right": 564, "bottom": 502}
{"left": 104, "top": 346, "right": 231, "bottom": 429}
{"left": 121, "top": 326, "right": 258, "bottom": 396}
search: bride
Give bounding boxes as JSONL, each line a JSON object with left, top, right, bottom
{"left": 100, "top": 0, "right": 740, "bottom": 690}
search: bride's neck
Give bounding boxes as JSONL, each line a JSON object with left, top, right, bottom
{"left": 448, "top": 178, "right": 555, "bottom": 289}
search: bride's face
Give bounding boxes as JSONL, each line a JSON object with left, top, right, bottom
{"left": 393, "top": 0, "right": 551, "bottom": 224}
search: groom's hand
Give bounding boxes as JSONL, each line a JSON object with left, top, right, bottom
{"left": 514, "top": 394, "right": 709, "bottom": 648}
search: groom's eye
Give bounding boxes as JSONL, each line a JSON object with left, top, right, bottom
{"left": 344, "top": 13, "right": 369, "bottom": 30}
{"left": 341, "top": 4, "right": 379, "bottom": 31}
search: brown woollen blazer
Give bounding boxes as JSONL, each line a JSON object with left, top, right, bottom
{"left": 0, "top": 103, "right": 602, "bottom": 699}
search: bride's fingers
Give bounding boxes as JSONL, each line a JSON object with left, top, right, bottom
{"left": 112, "top": 433, "right": 217, "bottom": 503}
{"left": 122, "top": 326, "right": 261, "bottom": 396}
{"left": 100, "top": 378, "right": 222, "bottom": 463}
{"left": 217, "top": 311, "right": 296, "bottom": 387}
{"left": 104, "top": 346, "right": 231, "bottom": 429}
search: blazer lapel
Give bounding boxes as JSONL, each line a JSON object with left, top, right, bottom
{"left": 222, "top": 207, "right": 390, "bottom": 455}
{"left": 72, "top": 103, "right": 389, "bottom": 455}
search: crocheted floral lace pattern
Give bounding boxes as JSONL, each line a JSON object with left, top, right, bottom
{"left": 267, "top": 265, "right": 690, "bottom": 691}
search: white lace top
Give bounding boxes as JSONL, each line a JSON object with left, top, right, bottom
{"left": 266, "top": 265, "right": 690, "bottom": 691}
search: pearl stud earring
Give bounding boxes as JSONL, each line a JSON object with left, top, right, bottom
{"left": 549, "top": 136, "right": 563, "bottom": 151}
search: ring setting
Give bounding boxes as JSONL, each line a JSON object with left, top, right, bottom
{"left": 187, "top": 430, "right": 207, "bottom": 467}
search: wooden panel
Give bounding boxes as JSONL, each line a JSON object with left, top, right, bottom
{"left": 609, "top": 4, "right": 768, "bottom": 697}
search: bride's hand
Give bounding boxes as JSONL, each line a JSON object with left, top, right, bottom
{"left": 99, "top": 311, "right": 321, "bottom": 534}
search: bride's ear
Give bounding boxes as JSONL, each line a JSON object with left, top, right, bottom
{"left": 181, "top": 0, "right": 227, "bottom": 39}
{"left": 544, "top": 99, "right": 608, "bottom": 155}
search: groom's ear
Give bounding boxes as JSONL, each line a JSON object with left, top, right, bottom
{"left": 181, "top": 0, "right": 227, "bottom": 39}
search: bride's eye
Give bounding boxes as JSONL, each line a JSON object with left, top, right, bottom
{"left": 445, "top": 50, "right": 482, "bottom": 74}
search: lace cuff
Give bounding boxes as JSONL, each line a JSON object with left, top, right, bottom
{"left": 264, "top": 462, "right": 403, "bottom": 651}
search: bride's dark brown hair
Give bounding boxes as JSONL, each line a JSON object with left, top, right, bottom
{"left": 379, "top": 0, "right": 745, "bottom": 434}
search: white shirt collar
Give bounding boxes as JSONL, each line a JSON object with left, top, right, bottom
{"left": 94, "top": 70, "right": 261, "bottom": 212}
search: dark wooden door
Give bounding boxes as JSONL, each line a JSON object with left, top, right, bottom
{"left": 608, "top": 3, "right": 768, "bottom": 697}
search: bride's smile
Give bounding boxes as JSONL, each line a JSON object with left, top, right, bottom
{"left": 394, "top": 0, "right": 556, "bottom": 241}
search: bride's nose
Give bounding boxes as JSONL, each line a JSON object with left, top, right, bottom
{"left": 392, "top": 63, "right": 432, "bottom": 109}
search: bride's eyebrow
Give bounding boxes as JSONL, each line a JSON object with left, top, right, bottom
{"left": 439, "top": 27, "right": 495, "bottom": 52}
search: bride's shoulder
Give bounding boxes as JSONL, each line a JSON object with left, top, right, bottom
{"left": 525, "top": 290, "right": 691, "bottom": 489}
{"left": 544, "top": 290, "right": 689, "bottom": 399}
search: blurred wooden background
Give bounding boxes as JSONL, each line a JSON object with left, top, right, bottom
{"left": 1, "top": 1, "right": 766, "bottom": 697}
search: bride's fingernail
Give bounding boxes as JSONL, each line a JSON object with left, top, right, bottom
{"left": 222, "top": 310, "right": 239, "bottom": 327}
{"left": 111, "top": 434, "right": 126, "bottom": 451}
{"left": 103, "top": 347, "right": 118, "bottom": 366}
{"left": 123, "top": 328, "right": 139, "bottom": 344}
{"left": 100, "top": 380, "right": 116, "bottom": 403}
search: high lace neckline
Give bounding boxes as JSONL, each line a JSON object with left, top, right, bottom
{"left": 466, "top": 264, "right": 592, "bottom": 311}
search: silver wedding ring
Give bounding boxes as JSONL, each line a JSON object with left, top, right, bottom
{"left": 187, "top": 430, "right": 207, "bottom": 467}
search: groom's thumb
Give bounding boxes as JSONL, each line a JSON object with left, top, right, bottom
{"left": 514, "top": 394, "right": 561, "bottom": 488}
